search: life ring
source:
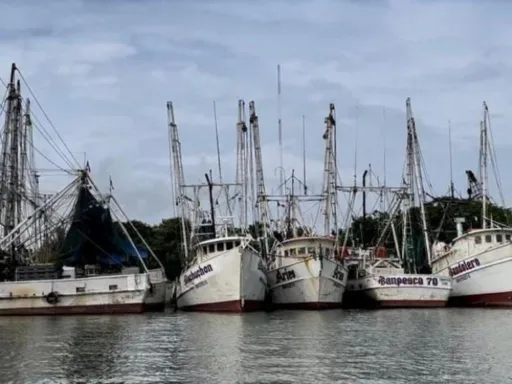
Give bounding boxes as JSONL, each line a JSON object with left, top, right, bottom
{"left": 46, "top": 292, "right": 59, "bottom": 305}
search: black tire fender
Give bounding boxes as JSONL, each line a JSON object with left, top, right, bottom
{"left": 46, "top": 291, "right": 59, "bottom": 305}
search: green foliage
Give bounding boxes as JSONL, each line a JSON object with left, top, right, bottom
{"left": 122, "top": 218, "right": 188, "bottom": 280}
{"left": 341, "top": 197, "right": 511, "bottom": 247}
{"left": 122, "top": 197, "right": 512, "bottom": 279}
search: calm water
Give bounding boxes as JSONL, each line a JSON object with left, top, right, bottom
{"left": 0, "top": 309, "right": 510, "bottom": 384}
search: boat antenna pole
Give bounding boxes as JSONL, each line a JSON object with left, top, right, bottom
{"left": 213, "top": 101, "right": 232, "bottom": 216}
{"left": 205, "top": 172, "right": 216, "bottom": 238}
{"left": 481, "top": 102, "right": 489, "bottom": 229}
{"left": 362, "top": 169, "right": 368, "bottom": 248}
{"left": 302, "top": 114, "right": 307, "bottom": 195}
{"left": 382, "top": 108, "right": 387, "bottom": 211}
{"left": 277, "top": 64, "right": 284, "bottom": 223}
{"left": 287, "top": 169, "right": 295, "bottom": 237}
{"left": 448, "top": 120, "right": 454, "bottom": 199}
{"left": 213, "top": 101, "right": 223, "bottom": 183}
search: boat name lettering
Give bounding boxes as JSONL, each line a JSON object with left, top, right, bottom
{"left": 184, "top": 264, "right": 213, "bottom": 285}
{"left": 332, "top": 265, "right": 345, "bottom": 281}
{"left": 448, "top": 258, "right": 480, "bottom": 277}
{"left": 276, "top": 269, "right": 296, "bottom": 284}
{"left": 282, "top": 282, "right": 295, "bottom": 289}
{"left": 377, "top": 276, "right": 439, "bottom": 286}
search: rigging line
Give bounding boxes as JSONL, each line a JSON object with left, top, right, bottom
{"left": 486, "top": 113, "right": 506, "bottom": 206}
{"left": 21, "top": 99, "right": 76, "bottom": 169}
{"left": 21, "top": 127, "right": 73, "bottom": 174}
{"left": 20, "top": 102, "right": 75, "bottom": 170}
{"left": 16, "top": 69, "right": 81, "bottom": 169}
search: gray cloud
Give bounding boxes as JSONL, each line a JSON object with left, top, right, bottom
{"left": 1, "top": 0, "right": 511, "bottom": 224}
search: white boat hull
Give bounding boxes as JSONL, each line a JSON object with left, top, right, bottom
{"left": 0, "top": 273, "right": 150, "bottom": 315}
{"left": 143, "top": 268, "right": 167, "bottom": 311}
{"left": 431, "top": 228, "right": 512, "bottom": 306}
{"left": 176, "top": 247, "right": 267, "bottom": 312}
{"left": 437, "top": 246, "right": 512, "bottom": 306}
{"left": 344, "top": 273, "right": 451, "bottom": 308}
{"left": 267, "top": 257, "right": 347, "bottom": 309}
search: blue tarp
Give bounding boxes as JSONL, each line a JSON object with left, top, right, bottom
{"left": 59, "top": 183, "right": 148, "bottom": 268}
{"left": 98, "top": 243, "right": 149, "bottom": 266}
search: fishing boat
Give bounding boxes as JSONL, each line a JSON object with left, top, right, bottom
{"left": 0, "top": 169, "right": 154, "bottom": 315}
{"left": 0, "top": 63, "right": 158, "bottom": 315}
{"left": 176, "top": 223, "right": 267, "bottom": 312}
{"left": 343, "top": 248, "right": 451, "bottom": 308}
{"left": 267, "top": 236, "right": 348, "bottom": 309}
{"left": 265, "top": 104, "right": 348, "bottom": 309}
{"left": 342, "top": 98, "right": 451, "bottom": 308}
{"left": 431, "top": 102, "right": 512, "bottom": 307}
{"left": 168, "top": 101, "right": 267, "bottom": 312}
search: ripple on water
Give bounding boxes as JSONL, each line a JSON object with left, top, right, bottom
{"left": 0, "top": 309, "right": 511, "bottom": 383}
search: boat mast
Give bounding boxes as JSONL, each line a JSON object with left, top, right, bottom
{"left": 402, "top": 104, "right": 414, "bottom": 271}
{"left": 235, "top": 100, "right": 249, "bottom": 228}
{"left": 205, "top": 173, "right": 216, "bottom": 239}
{"left": 167, "top": 101, "right": 189, "bottom": 263}
{"left": 322, "top": 103, "right": 337, "bottom": 236}
{"left": 249, "top": 101, "right": 270, "bottom": 248}
{"left": 406, "top": 98, "right": 432, "bottom": 266}
{"left": 480, "top": 102, "right": 489, "bottom": 229}
{"left": 0, "top": 64, "right": 16, "bottom": 238}
{"left": 0, "top": 67, "right": 25, "bottom": 258}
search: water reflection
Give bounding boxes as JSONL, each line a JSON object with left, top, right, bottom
{"left": 0, "top": 309, "right": 511, "bottom": 383}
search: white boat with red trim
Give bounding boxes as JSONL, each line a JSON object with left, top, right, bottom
{"left": 431, "top": 101, "right": 512, "bottom": 307}
{"left": 266, "top": 236, "right": 347, "bottom": 310}
{"left": 432, "top": 224, "right": 512, "bottom": 307}
{"left": 343, "top": 251, "right": 451, "bottom": 308}
{"left": 176, "top": 233, "right": 267, "bottom": 312}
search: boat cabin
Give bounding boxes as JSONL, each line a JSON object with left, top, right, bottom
{"left": 274, "top": 237, "right": 337, "bottom": 259}
{"left": 432, "top": 228, "right": 512, "bottom": 264}
{"left": 194, "top": 236, "right": 244, "bottom": 259}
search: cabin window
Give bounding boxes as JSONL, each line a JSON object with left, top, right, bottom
{"left": 325, "top": 248, "right": 331, "bottom": 256}
{"left": 76, "top": 287, "right": 85, "bottom": 293}
{"left": 235, "top": 241, "right": 241, "bottom": 247}
{"left": 474, "top": 236, "right": 482, "bottom": 244}
{"left": 308, "top": 247, "right": 316, "bottom": 254}
{"left": 496, "top": 234, "right": 503, "bottom": 243}
{"left": 208, "top": 244, "right": 215, "bottom": 253}
{"left": 226, "top": 242, "right": 233, "bottom": 250}
{"left": 506, "top": 235, "right": 511, "bottom": 241}
{"left": 202, "top": 246, "right": 208, "bottom": 254}
{"left": 109, "top": 285, "right": 118, "bottom": 291}
{"left": 289, "top": 248, "right": 296, "bottom": 255}
{"left": 485, "top": 235, "right": 492, "bottom": 243}
{"left": 284, "top": 250, "right": 289, "bottom": 256}
{"left": 297, "top": 247, "right": 306, "bottom": 255}
{"left": 217, "top": 243, "right": 225, "bottom": 252}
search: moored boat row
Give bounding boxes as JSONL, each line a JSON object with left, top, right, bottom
{"left": 168, "top": 98, "right": 512, "bottom": 313}
{"left": 2, "top": 62, "right": 511, "bottom": 317}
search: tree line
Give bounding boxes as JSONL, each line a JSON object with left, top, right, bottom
{"left": 124, "top": 197, "right": 512, "bottom": 279}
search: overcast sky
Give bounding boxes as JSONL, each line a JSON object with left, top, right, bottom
{"left": 0, "top": 0, "right": 510, "bottom": 225}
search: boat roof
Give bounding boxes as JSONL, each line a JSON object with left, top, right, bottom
{"left": 452, "top": 227, "right": 512, "bottom": 243}
{"left": 195, "top": 236, "right": 247, "bottom": 247}
{"left": 278, "top": 236, "right": 336, "bottom": 246}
